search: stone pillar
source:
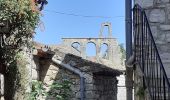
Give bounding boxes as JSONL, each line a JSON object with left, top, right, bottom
{"left": 81, "top": 43, "right": 86, "bottom": 58}
{"left": 96, "top": 44, "right": 100, "bottom": 59}
{"left": 108, "top": 45, "right": 112, "bottom": 61}
{"left": 4, "top": 47, "right": 32, "bottom": 100}
{"left": 32, "top": 56, "right": 40, "bottom": 80}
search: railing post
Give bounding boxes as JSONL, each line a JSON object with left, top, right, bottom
{"left": 125, "top": 0, "right": 133, "bottom": 100}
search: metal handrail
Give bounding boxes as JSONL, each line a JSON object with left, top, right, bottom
{"left": 133, "top": 4, "right": 170, "bottom": 100}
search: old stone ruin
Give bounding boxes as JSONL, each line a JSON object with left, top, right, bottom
{"left": 0, "top": 22, "right": 125, "bottom": 100}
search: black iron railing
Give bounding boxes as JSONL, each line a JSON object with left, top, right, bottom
{"left": 133, "top": 4, "right": 170, "bottom": 100}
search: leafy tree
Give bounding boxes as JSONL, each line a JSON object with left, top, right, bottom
{"left": 119, "top": 43, "right": 126, "bottom": 63}
{"left": 0, "top": 0, "right": 40, "bottom": 99}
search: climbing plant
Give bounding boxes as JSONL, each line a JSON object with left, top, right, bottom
{"left": 119, "top": 43, "right": 126, "bottom": 64}
{"left": 30, "top": 79, "right": 72, "bottom": 100}
{"left": 0, "top": 0, "right": 43, "bottom": 99}
{"left": 48, "top": 79, "right": 73, "bottom": 100}
{"left": 30, "top": 81, "right": 47, "bottom": 100}
{"left": 0, "top": 0, "right": 40, "bottom": 69}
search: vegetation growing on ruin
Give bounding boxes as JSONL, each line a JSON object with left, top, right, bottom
{"left": 30, "top": 79, "right": 72, "bottom": 100}
{"left": 30, "top": 81, "right": 46, "bottom": 100}
{"left": 0, "top": 0, "right": 40, "bottom": 99}
{"left": 48, "top": 79, "right": 72, "bottom": 100}
{"left": 0, "top": 0, "right": 40, "bottom": 68}
{"left": 136, "top": 86, "right": 145, "bottom": 100}
{"left": 119, "top": 43, "right": 126, "bottom": 64}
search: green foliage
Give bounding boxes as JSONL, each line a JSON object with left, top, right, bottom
{"left": 119, "top": 43, "right": 126, "bottom": 63}
{"left": 0, "top": 0, "right": 40, "bottom": 99}
{"left": 0, "top": 0, "right": 40, "bottom": 69}
{"left": 30, "top": 81, "right": 46, "bottom": 100}
{"left": 48, "top": 79, "right": 72, "bottom": 100}
{"left": 30, "top": 79, "right": 73, "bottom": 100}
{"left": 136, "top": 86, "right": 145, "bottom": 100}
{"left": 0, "top": 0, "right": 39, "bottom": 41}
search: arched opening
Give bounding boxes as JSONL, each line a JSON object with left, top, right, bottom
{"left": 71, "top": 42, "right": 81, "bottom": 52}
{"left": 100, "top": 43, "right": 109, "bottom": 59}
{"left": 102, "top": 25, "right": 109, "bottom": 37}
{"left": 86, "top": 42, "right": 96, "bottom": 57}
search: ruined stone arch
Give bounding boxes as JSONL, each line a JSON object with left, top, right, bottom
{"left": 100, "top": 43, "right": 109, "bottom": 59}
{"left": 86, "top": 42, "right": 97, "bottom": 57}
{"left": 71, "top": 42, "right": 81, "bottom": 52}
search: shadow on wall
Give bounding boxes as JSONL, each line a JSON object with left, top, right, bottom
{"left": 35, "top": 53, "right": 120, "bottom": 100}
{"left": 38, "top": 55, "right": 80, "bottom": 100}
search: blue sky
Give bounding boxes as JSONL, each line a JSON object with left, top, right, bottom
{"left": 34, "top": 0, "right": 125, "bottom": 45}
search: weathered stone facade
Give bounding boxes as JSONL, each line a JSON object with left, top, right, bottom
{"left": 31, "top": 45, "right": 122, "bottom": 100}
{"left": 134, "top": 0, "right": 170, "bottom": 73}
{"left": 30, "top": 22, "right": 125, "bottom": 100}
{"left": 134, "top": 0, "right": 170, "bottom": 99}
{"left": 0, "top": 22, "right": 124, "bottom": 100}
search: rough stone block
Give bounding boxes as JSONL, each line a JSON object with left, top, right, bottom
{"left": 46, "top": 69, "right": 59, "bottom": 76}
{"left": 135, "top": 0, "right": 154, "bottom": 8}
{"left": 160, "top": 25, "right": 170, "bottom": 30}
{"left": 75, "top": 92, "right": 80, "bottom": 98}
{"left": 160, "top": 53, "right": 170, "bottom": 60}
{"left": 32, "top": 69, "right": 39, "bottom": 80}
{"left": 85, "top": 77, "right": 94, "bottom": 84}
{"left": 149, "top": 9, "right": 165, "bottom": 23}
{"left": 156, "top": 0, "right": 169, "bottom": 3}
{"left": 155, "top": 33, "right": 166, "bottom": 44}
{"left": 85, "top": 91, "right": 94, "bottom": 99}
{"left": 48, "top": 64, "right": 59, "bottom": 71}
{"left": 85, "top": 84, "right": 95, "bottom": 91}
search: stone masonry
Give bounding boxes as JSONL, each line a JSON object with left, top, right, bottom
{"left": 61, "top": 22, "right": 124, "bottom": 71}
{"left": 31, "top": 22, "right": 125, "bottom": 100}
{"left": 32, "top": 45, "right": 122, "bottom": 100}
{"left": 134, "top": 0, "right": 170, "bottom": 99}
{"left": 134, "top": 0, "right": 170, "bottom": 77}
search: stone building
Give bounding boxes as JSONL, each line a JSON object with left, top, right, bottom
{"left": 132, "top": 0, "right": 170, "bottom": 100}
{"left": 30, "top": 22, "right": 125, "bottom": 100}
{"left": 0, "top": 22, "right": 124, "bottom": 100}
{"left": 32, "top": 42, "right": 123, "bottom": 100}
{"left": 135, "top": 0, "right": 170, "bottom": 65}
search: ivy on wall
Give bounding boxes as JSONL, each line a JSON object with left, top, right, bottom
{"left": 0, "top": 0, "right": 40, "bottom": 69}
{"left": 0, "top": 0, "right": 41, "bottom": 99}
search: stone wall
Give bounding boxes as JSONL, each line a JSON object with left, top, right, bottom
{"left": 134, "top": 0, "right": 170, "bottom": 77}
{"left": 93, "top": 75, "right": 118, "bottom": 100}
{"left": 133, "top": 1, "right": 170, "bottom": 99}
{"left": 39, "top": 59, "right": 80, "bottom": 99}
{"left": 62, "top": 37, "right": 122, "bottom": 69}
{"left": 3, "top": 48, "right": 33, "bottom": 100}
{"left": 32, "top": 56, "right": 119, "bottom": 100}
{"left": 32, "top": 57, "right": 81, "bottom": 99}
